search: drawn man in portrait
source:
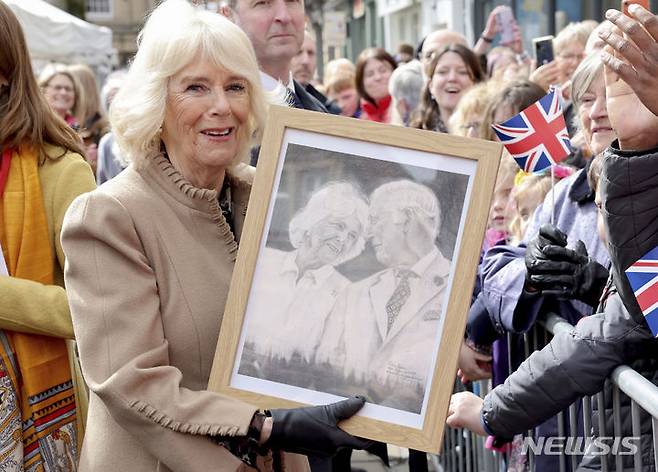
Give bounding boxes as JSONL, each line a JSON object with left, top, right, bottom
{"left": 318, "top": 180, "right": 451, "bottom": 412}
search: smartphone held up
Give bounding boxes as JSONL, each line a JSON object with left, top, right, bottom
{"left": 533, "top": 35, "right": 555, "bottom": 66}
{"left": 621, "top": 0, "right": 650, "bottom": 15}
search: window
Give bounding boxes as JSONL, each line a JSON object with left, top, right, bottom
{"left": 86, "top": 0, "right": 112, "bottom": 19}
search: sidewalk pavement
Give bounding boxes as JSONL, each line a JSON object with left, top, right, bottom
{"left": 351, "top": 449, "right": 407, "bottom": 471}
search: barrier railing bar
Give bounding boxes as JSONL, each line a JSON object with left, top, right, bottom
{"left": 465, "top": 429, "right": 472, "bottom": 472}
{"left": 598, "top": 390, "right": 609, "bottom": 472}
{"left": 557, "top": 410, "right": 566, "bottom": 472}
{"left": 631, "top": 399, "right": 642, "bottom": 472}
{"left": 457, "top": 427, "right": 464, "bottom": 472}
{"left": 582, "top": 395, "right": 592, "bottom": 444}
{"left": 569, "top": 402, "right": 579, "bottom": 471}
{"left": 652, "top": 417, "right": 658, "bottom": 471}
{"left": 611, "top": 366, "right": 658, "bottom": 419}
{"left": 613, "top": 385, "right": 622, "bottom": 472}
{"left": 541, "top": 313, "right": 658, "bottom": 420}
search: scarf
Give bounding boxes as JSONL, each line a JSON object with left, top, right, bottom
{"left": 360, "top": 95, "right": 392, "bottom": 123}
{"left": 0, "top": 146, "right": 78, "bottom": 470}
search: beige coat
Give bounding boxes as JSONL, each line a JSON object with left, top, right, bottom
{"left": 61, "top": 155, "right": 309, "bottom": 472}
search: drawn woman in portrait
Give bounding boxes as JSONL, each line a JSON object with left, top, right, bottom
{"left": 241, "top": 181, "right": 368, "bottom": 384}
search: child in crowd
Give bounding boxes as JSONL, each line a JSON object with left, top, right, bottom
{"left": 507, "top": 166, "right": 574, "bottom": 245}
{"left": 483, "top": 152, "right": 517, "bottom": 252}
{"left": 448, "top": 81, "right": 495, "bottom": 138}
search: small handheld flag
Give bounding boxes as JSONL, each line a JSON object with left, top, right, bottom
{"left": 625, "top": 245, "right": 658, "bottom": 337}
{"left": 491, "top": 88, "right": 572, "bottom": 174}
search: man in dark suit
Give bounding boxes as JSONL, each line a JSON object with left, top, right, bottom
{"left": 291, "top": 30, "right": 342, "bottom": 115}
{"left": 222, "top": 0, "right": 328, "bottom": 165}
{"left": 221, "top": 0, "right": 327, "bottom": 114}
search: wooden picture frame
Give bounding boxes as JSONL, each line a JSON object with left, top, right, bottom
{"left": 208, "top": 106, "right": 501, "bottom": 452}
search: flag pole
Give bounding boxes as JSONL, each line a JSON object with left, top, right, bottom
{"left": 550, "top": 165, "right": 556, "bottom": 225}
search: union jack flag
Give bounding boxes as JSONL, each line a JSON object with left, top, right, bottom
{"left": 625, "top": 246, "right": 658, "bottom": 337}
{"left": 491, "top": 89, "right": 572, "bottom": 173}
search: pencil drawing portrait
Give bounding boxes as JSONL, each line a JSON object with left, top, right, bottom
{"left": 238, "top": 143, "right": 469, "bottom": 414}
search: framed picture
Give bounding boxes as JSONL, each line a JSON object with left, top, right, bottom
{"left": 208, "top": 106, "right": 501, "bottom": 452}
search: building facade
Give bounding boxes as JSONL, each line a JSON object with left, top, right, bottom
{"left": 84, "top": 0, "right": 157, "bottom": 66}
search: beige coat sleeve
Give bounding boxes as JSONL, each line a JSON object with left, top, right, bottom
{"left": 0, "top": 154, "right": 95, "bottom": 339}
{"left": 61, "top": 190, "right": 259, "bottom": 472}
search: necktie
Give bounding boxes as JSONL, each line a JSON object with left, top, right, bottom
{"left": 287, "top": 88, "right": 304, "bottom": 109}
{"left": 385, "top": 270, "right": 414, "bottom": 334}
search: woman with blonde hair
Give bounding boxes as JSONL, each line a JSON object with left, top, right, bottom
{"left": 38, "top": 63, "right": 83, "bottom": 129}
{"left": 61, "top": 1, "right": 367, "bottom": 471}
{"left": 67, "top": 64, "right": 111, "bottom": 173}
{"left": 0, "top": 2, "right": 95, "bottom": 469}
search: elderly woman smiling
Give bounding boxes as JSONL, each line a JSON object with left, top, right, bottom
{"left": 61, "top": 1, "right": 367, "bottom": 471}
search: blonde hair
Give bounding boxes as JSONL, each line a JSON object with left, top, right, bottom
{"left": 110, "top": 0, "right": 270, "bottom": 168}
{"left": 448, "top": 82, "right": 494, "bottom": 137}
{"left": 323, "top": 58, "right": 356, "bottom": 86}
{"left": 496, "top": 151, "right": 519, "bottom": 191}
{"left": 554, "top": 22, "right": 591, "bottom": 54}
{"left": 67, "top": 63, "right": 110, "bottom": 136}
{"left": 326, "top": 73, "right": 356, "bottom": 96}
{"left": 508, "top": 173, "right": 553, "bottom": 244}
{"left": 38, "top": 63, "right": 84, "bottom": 122}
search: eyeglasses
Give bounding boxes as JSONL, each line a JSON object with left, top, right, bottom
{"left": 461, "top": 122, "right": 481, "bottom": 132}
{"left": 558, "top": 52, "right": 585, "bottom": 62}
{"left": 46, "top": 84, "right": 74, "bottom": 93}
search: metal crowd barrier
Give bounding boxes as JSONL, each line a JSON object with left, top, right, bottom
{"left": 433, "top": 313, "right": 658, "bottom": 472}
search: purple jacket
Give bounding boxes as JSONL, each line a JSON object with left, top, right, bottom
{"left": 480, "top": 167, "right": 610, "bottom": 334}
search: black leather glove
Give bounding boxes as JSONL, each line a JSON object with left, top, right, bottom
{"left": 267, "top": 396, "right": 371, "bottom": 457}
{"left": 525, "top": 224, "right": 569, "bottom": 280}
{"left": 526, "top": 224, "right": 608, "bottom": 307}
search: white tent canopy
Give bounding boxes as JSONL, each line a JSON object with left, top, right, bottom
{"left": 5, "top": 0, "right": 114, "bottom": 68}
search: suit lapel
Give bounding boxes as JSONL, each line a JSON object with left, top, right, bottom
{"left": 293, "top": 80, "right": 328, "bottom": 113}
{"left": 385, "top": 251, "right": 451, "bottom": 341}
{"left": 368, "top": 271, "right": 394, "bottom": 342}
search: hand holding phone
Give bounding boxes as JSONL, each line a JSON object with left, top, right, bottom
{"left": 533, "top": 35, "right": 555, "bottom": 66}
{"left": 496, "top": 6, "right": 517, "bottom": 45}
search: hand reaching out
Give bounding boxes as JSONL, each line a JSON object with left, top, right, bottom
{"left": 598, "top": 6, "right": 658, "bottom": 150}
{"left": 457, "top": 341, "right": 492, "bottom": 384}
{"left": 501, "top": 22, "right": 524, "bottom": 54}
{"left": 446, "top": 392, "right": 486, "bottom": 436}
{"left": 529, "top": 60, "right": 562, "bottom": 91}
{"left": 482, "top": 5, "right": 508, "bottom": 39}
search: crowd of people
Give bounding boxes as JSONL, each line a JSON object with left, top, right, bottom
{"left": 1, "top": 0, "right": 657, "bottom": 470}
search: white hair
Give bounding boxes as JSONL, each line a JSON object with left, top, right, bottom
{"left": 370, "top": 180, "right": 441, "bottom": 240}
{"left": 288, "top": 182, "right": 369, "bottom": 265}
{"left": 388, "top": 60, "right": 423, "bottom": 125}
{"left": 570, "top": 52, "right": 603, "bottom": 133}
{"left": 109, "top": 0, "right": 271, "bottom": 168}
